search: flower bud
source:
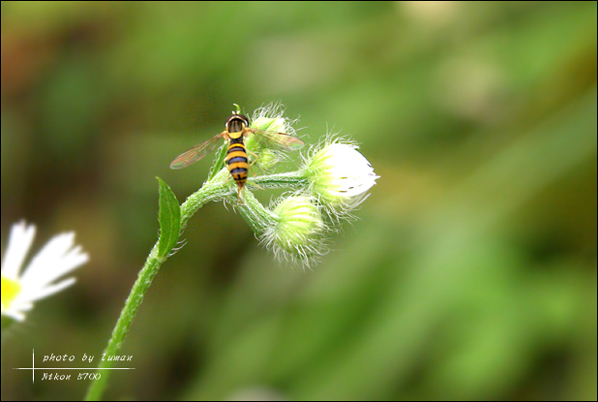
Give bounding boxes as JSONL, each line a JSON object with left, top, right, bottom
{"left": 254, "top": 148, "right": 282, "bottom": 171}
{"left": 303, "top": 141, "right": 379, "bottom": 208}
{"left": 245, "top": 103, "right": 299, "bottom": 170}
{"left": 252, "top": 116, "right": 287, "bottom": 134}
{"left": 261, "top": 196, "right": 326, "bottom": 266}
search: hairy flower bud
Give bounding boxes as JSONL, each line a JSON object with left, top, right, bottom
{"left": 245, "top": 103, "right": 299, "bottom": 171}
{"left": 261, "top": 196, "right": 326, "bottom": 267}
{"left": 303, "top": 141, "right": 379, "bottom": 209}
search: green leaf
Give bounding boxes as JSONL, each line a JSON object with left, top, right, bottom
{"left": 156, "top": 177, "right": 181, "bottom": 260}
{"left": 208, "top": 142, "right": 228, "bottom": 182}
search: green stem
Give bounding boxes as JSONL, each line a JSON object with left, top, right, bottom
{"left": 1, "top": 316, "right": 12, "bottom": 332}
{"left": 236, "top": 191, "right": 277, "bottom": 234}
{"left": 85, "top": 179, "right": 232, "bottom": 401}
{"left": 84, "top": 244, "right": 160, "bottom": 401}
{"left": 84, "top": 168, "right": 303, "bottom": 400}
{"left": 1, "top": 316, "right": 14, "bottom": 346}
{"left": 250, "top": 171, "right": 307, "bottom": 189}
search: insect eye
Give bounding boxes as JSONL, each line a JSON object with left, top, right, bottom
{"left": 225, "top": 115, "right": 239, "bottom": 128}
{"left": 237, "top": 114, "right": 249, "bottom": 126}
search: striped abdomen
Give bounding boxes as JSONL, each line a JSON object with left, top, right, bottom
{"left": 226, "top": 138, "right": 248, "bottom": 191}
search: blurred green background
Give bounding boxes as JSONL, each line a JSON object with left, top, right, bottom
{"left": 1, "top": 1, "right": 596, "bottom": 401}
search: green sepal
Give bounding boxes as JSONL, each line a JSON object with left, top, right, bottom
{"left": 207, "top": 142, "right": 228, "bottom": 182}
{"left": 156, "top": 178, "right": 181, "bottom": 260}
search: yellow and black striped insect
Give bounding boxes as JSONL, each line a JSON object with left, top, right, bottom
{"left": 170, "top": 109, "right": 303, "bottom": 200}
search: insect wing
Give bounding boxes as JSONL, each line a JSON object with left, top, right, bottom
{"left": 250, "top": 128, "right": 304, "bottom": 151}
{"left": 170, "top": 132, "right": 226, "bottom": 169}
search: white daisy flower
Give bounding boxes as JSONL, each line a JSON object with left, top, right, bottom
{"left": 1, "top": 221, "right": 88, "bottom": 322}
{"left": 303, "top": 140, "right": 379, "bottom": 209}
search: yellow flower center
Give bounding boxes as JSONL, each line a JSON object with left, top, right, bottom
{"left": 1, "top": 275, "right": 22, "bottom": 310}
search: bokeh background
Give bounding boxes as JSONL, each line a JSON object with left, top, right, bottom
{"left": 1, "top": 2, "right": 596, "bottom": 401}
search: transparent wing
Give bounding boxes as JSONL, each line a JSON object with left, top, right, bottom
{"left": 170, "top": 132, "right": 227, "bottom": 169}
{"left": 248, "top": 128, "right": 304, "bottom": 151}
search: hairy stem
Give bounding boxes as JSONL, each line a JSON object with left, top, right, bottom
{"left": 85, "top": 179, "right": 232, "bottom": 401}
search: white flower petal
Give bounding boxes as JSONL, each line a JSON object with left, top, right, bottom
{"left": 2, "top": 307, "right": 28, "bottom": 322}
{"left": 22, "top": 246, "right": 88, "bottom": 291}
{"left": 1, "top": 222, "right": 87, "bottom": 322}
{"left": 1, "top": 221, "right": 36, "bottom": 279}
{"left": 20, "top": 233, "right": 84, "bottom": 287}
{"left": 18, "top": 278, "right": 77, "bottom": 304}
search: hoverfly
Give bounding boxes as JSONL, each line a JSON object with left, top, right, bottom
{"left": 170, "top": 107, "right": 304, "bottom": 200}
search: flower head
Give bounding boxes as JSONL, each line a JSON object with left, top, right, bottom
{"left": 260, "top": 195, "right": 326, "bottom": 267}
{"left": 250, "top": 102, "right": 298, "bottom": 138}
{"left": 1, "top": 221, "right": 88, "bottom": 322}
{"left": 246, "top": 102, "right": 301, "bottom": 171}
{"left": 302, "top": 140, "right": 379, "bottom": 209}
